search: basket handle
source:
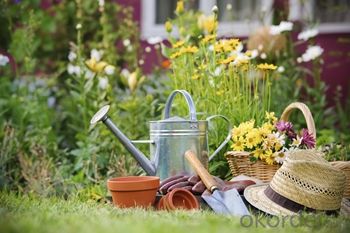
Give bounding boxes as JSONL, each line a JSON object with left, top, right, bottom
{"left": 280, "top": 102, "right": 317, "bottom": 140}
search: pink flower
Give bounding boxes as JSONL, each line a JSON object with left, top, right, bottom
{"left": 301, "top": 129, "right": 316, "bottom": 149}
{"left": 276, "top": 121, "right": 293, "bottom": 132}
{"left": 276, "top": 121, "right": 296, "bottom": 139}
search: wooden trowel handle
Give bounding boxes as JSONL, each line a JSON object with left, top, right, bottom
{"left": 185, "top": 150, "right": 218, "bottom": 192}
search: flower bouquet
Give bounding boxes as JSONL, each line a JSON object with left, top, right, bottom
{"left": 226, "top": 102, "right": 317, "bottom": 182}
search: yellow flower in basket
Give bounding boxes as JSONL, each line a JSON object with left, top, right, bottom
{"left": 231, "top": 111, "right": 316, "bottom": 165}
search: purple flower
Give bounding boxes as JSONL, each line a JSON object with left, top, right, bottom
{"left": 276, "top": 121, "right": 296, "bottom": 139}
{"left": 276, "top": 121, "right": 293, "bottom": 132}
{"left": 301, "top": 129, "right": 316, "bottom": 149}
{"left": 286, "top": 129, "right": 297, "bottom": 140}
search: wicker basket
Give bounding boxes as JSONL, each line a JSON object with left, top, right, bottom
{"left": 226, "top": 102, "right": 315, "bottom": 182}
{"left": 226, "top": 102, "right": 350, "bottom": 198}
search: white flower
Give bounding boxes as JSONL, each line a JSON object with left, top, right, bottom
{"left": 139, "top": 59, "right": 144, "bottom": 65}
{"left": 235, "top": 42, "right": 243, "bottom": 53}
{"left": 145, "top": 46, "right": 151, "bottom": 53}
{"left": 104, "top": 65, "right": 115, "bottom": 75}
{"left": 67, "top": 64, "right": 81, "bottom": 75}
{"left": 260, "top": 53, "right": 267, "bottom": 59}
{"left": 121, "top": 68, "right": 130, "bottom": 78}
{"left": 300, "top": 45, "right": 324, "bottom": 62}
{"left": 297, "top": 57, "right": 303, "bottom": 63}
{"left": 214, "top": 67, "right": 222, "bottom": 76}
{"left": 232, "top": 53, "right": 249, "bottom": 65}
{"left": 298, "top": 28, "right": 319, "bottom": 41}
{"left": 208, "top": 76, "right": 215, "bottom": 87}
{"left": 0, "top": 54, "right": 9, "bottom": 66}
{"left": 90, "top": 49, "right": 102, "bottom": 61}
{"left": 68, "top": 51, "right": 77, "bottom": 62}
{"left": 127, "top": 45, "right": 133, "bottom": 52}
{"left": 67, "top": 64, "right": 74, "bottom": 74}
{"left": 280, "top": 21, "right": 293, "bottom": 31}
{"left": 147, "top": 36, "right": 162, "bottom": 44}
{"left": 76, "top": 23, "right": 82, "bottom": 29}
{"left": 274, "top": 151, "right": 287, "bottom": 164}
{"left": 98, "top": 0, "right": 104, "bottom": 7}
{"left": 47, "top": 97, "right": 56, "bottom": 108}
{"left": 208, "top": 45, "right": 214, "bottom": 51}
{"left": 250, "top": 49, "right": 259, "bottom": 59}
{"left": 98, "top": 77, "right": 109, "bottom": 90}
{"left": 123, "top": 39, "right": 130, "bottom": 47}
{"left": 211, "top": 5, "right": 218, "bottom": 14}
{"left": 277, "top": 66, "right": 285, "bottom": 73}
{"left": 292, "top": 135, "right": 303, "bottom": 147}
{"left": 273, "top": 132, "right": 286, "bottom": 146}
{"left": 85, "top": 70, "right": 95, "bottom": 79}
{"left": 270, "top": 21, "right": 293, "bottom": 35}
{"left": 226, "top": 3, "right": 232, "bottom": 10}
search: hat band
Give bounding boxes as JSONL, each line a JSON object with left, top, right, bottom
{"left": 264, "top": 185, "right": 338, "bottom": 215}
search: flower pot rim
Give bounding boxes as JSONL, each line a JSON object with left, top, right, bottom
{"left": 107, "top": 176, "right": 160, "bottom": 191}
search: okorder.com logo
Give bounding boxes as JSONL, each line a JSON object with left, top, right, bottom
{"left": 240, "top": 213, "right": 332, "bottom": 228}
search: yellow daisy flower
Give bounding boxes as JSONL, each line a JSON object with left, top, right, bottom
{"left": 265, "top": 155, "right": 275, "bottom": 165}
{"left": 219, "top": 55, "right": 236, "bottom": 65}
{"left": 265, "top": 111, "right": 277, "bottom": 123}
{"left": 252, "top": 148, "right": 264, "bottom": 159}
{"left": 172, "top": 40, "right": 185, "bottom": 48}
{"left": 232, "top": 139, "right": 245, "bottom": 151}
{"left": 201, "top": 34, "right": 216, "bottom": 44}
{"left": 257, "top": 63, "right": 277, "bottom": 70}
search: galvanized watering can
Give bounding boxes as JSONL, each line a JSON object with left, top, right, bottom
{"left": 90, "top": 90, "right": 231, "bottom": 180}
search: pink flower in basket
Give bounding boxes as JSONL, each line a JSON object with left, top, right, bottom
{"left": 301, "top": 129, "right": 316, "bottom": 149}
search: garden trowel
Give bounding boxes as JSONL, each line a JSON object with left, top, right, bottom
{"left": 185, "top": 150, "right": 250, "bottom": 216}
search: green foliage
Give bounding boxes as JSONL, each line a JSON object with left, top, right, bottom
{"left": 0, "top": 76, "right": 64, "bottom": 195}
{"left": 58, "top": 0, "right": 167, "bottom": 184}
{"left": 0, "top": 0, "right": 167, "bottom": 195}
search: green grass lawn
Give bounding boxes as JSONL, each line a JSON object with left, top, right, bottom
{"left": 0, "top": 192, "right": 349, "bottom": 233}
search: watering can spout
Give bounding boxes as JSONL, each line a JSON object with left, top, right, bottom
{"left": 90, "top": 105, "right": 156, "bottom": 176}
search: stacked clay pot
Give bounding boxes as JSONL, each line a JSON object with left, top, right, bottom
{"left": 157, "top": 188, "right": 199, "bottom": 210}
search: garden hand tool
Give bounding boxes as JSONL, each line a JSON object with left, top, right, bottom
{"left": 90, "top": 90, "right": 231, "bottom": 180}
{"left": 185, "top": 150, "right": 250, "bottom": 216}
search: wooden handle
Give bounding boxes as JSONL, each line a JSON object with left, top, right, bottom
{"left": 280, "top": 102, "right": 317, "bottom": 140}
{"left": 185, "top": 150, "right": 218, "bottom": 192}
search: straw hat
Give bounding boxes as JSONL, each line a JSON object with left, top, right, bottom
{"left": 244, "top": 150, "right": 346, "bottom": 216}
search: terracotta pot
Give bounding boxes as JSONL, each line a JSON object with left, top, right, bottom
{"left": 107, "top": 176, "right": 160, "bottom": 208}
{"left": 156, "top": 195, "right": 166, "bottom": 210}
{"left": 158, "top": 188, "right": 199, "bottom": 210}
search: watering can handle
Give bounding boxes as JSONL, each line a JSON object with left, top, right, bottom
{"left": 164, "top": 90, "right": 197, "bottom": 121}
{"left": 207, "top": 115, "right": 232, "bottom": 161}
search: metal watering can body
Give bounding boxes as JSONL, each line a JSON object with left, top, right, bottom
{"left": 90, "top": 90, "right": 231, "bottom": 180}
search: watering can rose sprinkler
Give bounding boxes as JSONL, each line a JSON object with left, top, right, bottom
{"left": 90, "top": 90, "right": 231, "bottom": 180}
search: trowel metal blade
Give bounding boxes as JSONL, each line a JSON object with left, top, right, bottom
{"left": 202, "top": 189, "right": 250, "bottom": 216}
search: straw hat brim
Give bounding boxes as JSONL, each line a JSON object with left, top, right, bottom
{"left": 244, "top": 184, "right": 297, "bottom": 216}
